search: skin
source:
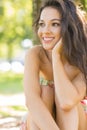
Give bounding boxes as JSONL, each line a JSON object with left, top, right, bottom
{"left": 23, "top": 7, "right": 87, "bottom": 130}
{"left": 38, "top": 7, "right": 62, "bottom": 51}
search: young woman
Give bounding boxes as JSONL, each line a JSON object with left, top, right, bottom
{"left": 22, "top": 0, "right": 87, "bottom": 130}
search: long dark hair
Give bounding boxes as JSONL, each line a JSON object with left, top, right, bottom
{"left": 34, "top": 0, "right": 87, "bottom": 90}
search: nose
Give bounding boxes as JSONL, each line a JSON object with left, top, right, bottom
{"left": 42, "top": 25, "right": 51, "bottom": 33}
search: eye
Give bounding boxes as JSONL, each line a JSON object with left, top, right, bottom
{"left": 52, "top": 23, "right": 60, "bottom": 27}
{"left": 38, "top": 22, "right": 45, "bottom": 27}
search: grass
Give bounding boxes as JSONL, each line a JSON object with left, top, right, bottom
{"left": 0, "top": 71, "right": 23, "bottom": 95}
{"left": 0, "top": 72, "right": 27, "bottom": 119}
{"left": 0, "top": 106, "right": 27, "bottom": 118}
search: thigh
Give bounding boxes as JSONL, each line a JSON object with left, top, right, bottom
{"left": 78, "top": 103, "right": 87, "bottom": 130}
{"left": 24, "top": 85, "right": 55, "bottom": 130}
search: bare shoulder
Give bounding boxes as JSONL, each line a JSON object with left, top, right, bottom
{"left": 25, "top": 45, "right": 42, "bottom": 64}
{"left": 26, "top": 45, "right": 42, "bottom": 57}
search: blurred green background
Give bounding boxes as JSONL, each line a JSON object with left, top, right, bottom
{"left": 0, "top": 0, "right": 32, "bottom": 60}
{"left": 0, "top": 0, "right": 33, "bottom": 95}
{"left": 0, "top": 0, "right": 33, "bottom": 129}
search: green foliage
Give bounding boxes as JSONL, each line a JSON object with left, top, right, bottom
{"left": 11, "top": 106, "right": 26, "bottom": 111}
{"left": 75, "top": 0, "right": 87, "bottom": 11}
{"left": 0, "top": 0, "right": 33, "bottom": 59}
{"left": 0, "top": 72, "right": 23, "bottom": 95}
{"left": 0, "top": 110, "right": 11, "bottom": 117}
{"left": 0, "top": 106, "right": 27, "bottom": 118}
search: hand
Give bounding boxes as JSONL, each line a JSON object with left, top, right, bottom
{"left": 52, "top": 38, "right": 63, "bottom": 54}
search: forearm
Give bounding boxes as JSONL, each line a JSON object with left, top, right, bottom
{"left": 26, "top": 95, "right": 60, "bottom": 130}
{"left": 52, "top": 53, "right": 80, "bottom": 110}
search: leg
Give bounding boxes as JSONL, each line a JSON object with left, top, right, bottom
{"left": 78, "top": 103, "right": 87, "bottom": 130}
{"left": 27, "top": 113, "right": 40, "bottom": 130}
{"left": 55, "top": 96, "right": 79, "bottom": 130}
{"left": 23, "top": 85, "right": 55, "bottom": 130}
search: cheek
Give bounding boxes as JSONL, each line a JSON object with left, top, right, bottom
{"left": 37, "top": 29, "right": 41, "bottom": 38}
{"left": 56, "top": 29, "right": 62, "bottom": 38}
{"left": 53, "top": 26, "right": 61, "bottom": 34}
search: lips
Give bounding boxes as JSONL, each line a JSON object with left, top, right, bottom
{"left": 42, "top": 37, "right": 54, "bottom": 43}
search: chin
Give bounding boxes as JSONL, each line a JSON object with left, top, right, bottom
{"left": 43, "top": 46, "right": 53, "bottom": 51}
{"left": 42, "top": 44, "right": 54, "bottom": 50}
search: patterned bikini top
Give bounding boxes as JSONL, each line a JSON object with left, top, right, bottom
{"left": 40, "top": 77, "right": 54, "bottom": 87}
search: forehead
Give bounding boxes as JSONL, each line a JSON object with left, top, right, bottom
{"left": 40, "top": 7, "right": 61, "bottom": 20}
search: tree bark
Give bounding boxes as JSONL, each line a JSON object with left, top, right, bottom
{"left": 32, "top": 0, "right": 47, "bottom": 44}
{"left": 32, "top": 0, "right": 41, "bottom": 44}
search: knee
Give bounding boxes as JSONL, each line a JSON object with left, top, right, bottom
{"left": 60, "top": 103, "right": 74, "bottom": 111}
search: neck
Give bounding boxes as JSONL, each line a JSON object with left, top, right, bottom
{"left": 44, "top": 50, "right": 52, "bottom": 63}
{"left": 44, "top": 49, "right": 67, "bottom": 64}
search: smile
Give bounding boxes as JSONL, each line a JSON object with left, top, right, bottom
{"left": 42, "top": 37, "right": 54, "bottom": 43}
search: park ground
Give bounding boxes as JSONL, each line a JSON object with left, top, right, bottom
{"left": 0, "top": 93, "right": 27, "bottom": 130}
{"left": 0, "top": 72, "right": 27, "bottom": 130}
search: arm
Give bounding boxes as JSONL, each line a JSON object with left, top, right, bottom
{"left": 24, "top": 47, "right": 60, "bottom": 130}
{"left": 52, "top": 40, "right": 86, "bottom": 111}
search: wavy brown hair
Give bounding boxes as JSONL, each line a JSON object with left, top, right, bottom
{"left": 34, "top": 0, "right": 87, "bottom": 92}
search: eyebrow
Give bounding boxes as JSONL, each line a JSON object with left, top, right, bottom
{"left": 51, "top": 19, "right": 61, "bottom": 21}
{"left": 39, "top": 19, "right": 61, "bottom": 22}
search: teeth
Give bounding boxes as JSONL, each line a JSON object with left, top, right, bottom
{"left": 43, "top": 37, "right": 53, "bottom": 41}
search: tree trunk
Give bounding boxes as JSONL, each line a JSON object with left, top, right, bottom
{"left": 32, "top": 0, "right": 41, "bottom": 45}
{"left": 32, "top": 0, "right": 47, "bottom": 45}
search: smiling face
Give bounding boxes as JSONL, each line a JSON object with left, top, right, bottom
{"left": 38, "top": 7, "right": 62, "bottom": 50}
